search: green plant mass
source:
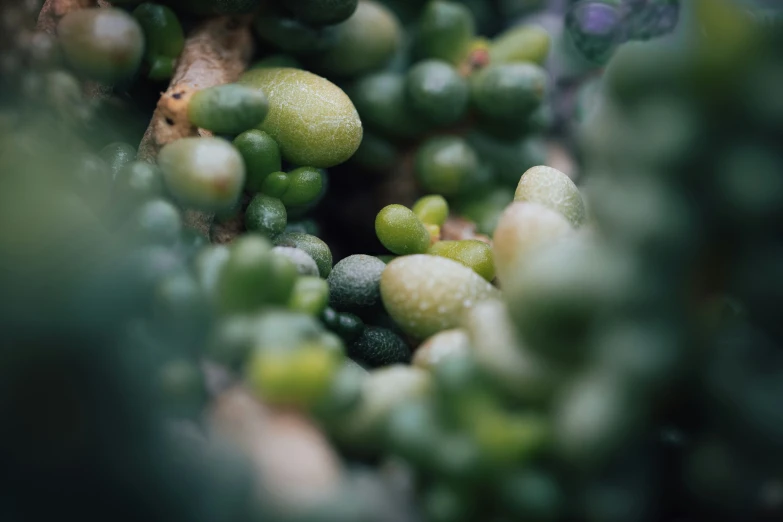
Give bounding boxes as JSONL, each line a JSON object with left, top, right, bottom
{"left": 3, "top": 1, "right": 783, "bottom": 522}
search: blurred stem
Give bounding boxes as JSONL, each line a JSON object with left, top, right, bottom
{"left": 37, "top": 0, "right": 112, "bottom": 100}
{"left": 36, "top": 0, "right": 98, "bottom": 35}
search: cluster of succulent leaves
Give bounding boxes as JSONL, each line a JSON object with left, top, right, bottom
{"left": 374, "top": 195, "right": 497, "bottom": 283}
{"left": 342, "top": 0, "right": 554, "bottom": 237}
{"left": 2, "top": 1, "right": 783, "bottom": 522}
{"left": 574, "top": 5, "right": 783, "bottom": 517}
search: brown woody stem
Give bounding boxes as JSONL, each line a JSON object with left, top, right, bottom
{"left": 136, "top": 16, "right": 253, "bottom": 238}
